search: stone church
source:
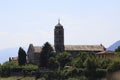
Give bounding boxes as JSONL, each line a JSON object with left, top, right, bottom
{"left": 27, "top": 20, "right": 106, "bottom": 65}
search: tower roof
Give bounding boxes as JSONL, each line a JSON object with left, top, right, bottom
{"left": 55, "top": 19, "right": 63, "bottom": 27}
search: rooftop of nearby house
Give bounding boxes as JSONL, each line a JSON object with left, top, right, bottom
{"left": 96, "top": 50, "right": 115, "bottom": 55}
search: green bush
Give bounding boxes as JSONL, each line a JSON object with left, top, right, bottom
{"left": 1, "top": 65, "right": 11, "bottom": 77}
{"left": 96, "top": 69, "right": 107, "bottom": 79}
{"left": 107, "top": 61, "right": 120, "bottom": 73}
{"left": 0, "top": 61, "right": 19, "bottom": 77}
{"left": 22, "top": 64, "right": 38, "bottom": 71}
{"left": 79, "top": 76, "right": 88, "bottom": 80}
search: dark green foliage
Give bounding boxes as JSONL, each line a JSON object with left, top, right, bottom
{"left": 2, "top": 50, "right": 120, "bottom": 79}
{"left": 9, "top": 57, "right": 11, "bottom": 61}
{"left": 48, "top": 57, "right": 59, "bottom": 70}
{"left": 77, "top": 52, "right": 89, "bottom": 62}
{"left": 56, "top": 52, "right": 72, "bottom": 69}
{"left": 84, "top": 58, "right": 97, "bottom": 70}
{"left": 107, "top": 61, "right": 120, "bottom": 73}
{"left": 0, "top": 64, "right": 1, "bottom": 76}
{"left": 1, "top": 66, "right": 11, "bottom": 77}
{"left": 96, "top": 69, "right": 107, "bottom": 79}
{"left": 115, "top": 46, "right": 120, "bottom": 52}
{"left": 2, "top": 61, "right": 19, "bottom": 69}
{"left": 99, "top": 58, "right": 112, "bottom": 69}
{"left": 39, "top": 42, "right": 54, "bottom": 68}
{"left": 83, "top": 58, "right": 98, "bottom": 80}
{"left": 0, "top": 61, "right": 39, "bottom": 77}
{"left": 22, "top": 64, "right": 38, "bottom": 71}
{"left": 18, "top": 47, "right": 26, "bottom": 66}
{"left": 70, "top": 57, "right": 84, "bottom": 68}
{"left": 0, "top": 61, "right": 19, "bottom": 77}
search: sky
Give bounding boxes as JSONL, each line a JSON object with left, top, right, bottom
{"left": 0, "top": 0, "right": 120, "bottom": 50}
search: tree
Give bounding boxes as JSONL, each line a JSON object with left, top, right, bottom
{"left": 70, "top": 57, "right": 83, "bottom": 68}
{"left": 9, "top": 57, "right": 11, "bottom": 62}
{"left": 107, "top": 61, "right": 120, "bottom": 80}
{"left": 115, "top": 46, "right": 120, "bottom": 52}
{"left": 0, "top": 64, "right": 1, "bottom": 76}
{"left": 56, "top": 52, "right": 72, "bottom": 69}
{"left": 39, "top": 42, "right": 54, "bottom": 68}
{"left": 48, "top": 57, "right": 59, "bottom": 70}
{"left": 83, "top": 58, "right": 97, "bottom": 80}
{"left": 18, "top": 47, "right": 26, "bottom": 66}
{"left": 107, "top": 61, "right": 120, "bottom": 73}
{"left": 77, "top": 52, "right": 95, "bottom": 63}
{"left": 99, "top": 58, "right": 112, "bottom": 69}
{"left": 0, "top": 61, "right": 19, "bottom": 77}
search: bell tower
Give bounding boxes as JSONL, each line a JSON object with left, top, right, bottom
{"left": 54, "top": 19, "right": 64, "bottom": 53}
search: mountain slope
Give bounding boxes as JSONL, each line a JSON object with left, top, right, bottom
{"left": 107, "top": 40, "right": 120, "bottom": 51}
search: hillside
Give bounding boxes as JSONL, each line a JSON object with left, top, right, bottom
{"left": 107, "top": 40, "right": 120, "bottom": 51}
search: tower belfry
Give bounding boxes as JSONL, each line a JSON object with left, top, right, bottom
{"left": 54, "top": 20, "right": 64, "bottom": 53}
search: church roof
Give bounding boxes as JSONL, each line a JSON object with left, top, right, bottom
{"left": 65, "top": 45, "right": 105, "bottom": 51}
{"left": 34, "top": 46, "right": 42, "bottom": 53}
{"left": 31, "top": 45, "right": 105, "bottom": 53}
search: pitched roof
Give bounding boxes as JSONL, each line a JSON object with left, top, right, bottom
{"left": 65, "top": 45, "right": 105, "bottom": 51}
{"left": 34, "top": 46, "right": 42, "bottom": 53}
{"left": 96, "top": 50, "right": 115, "bottom": 54}
{"left": 32, "top": 45, "right": 105, "bottom": 53}
{"left": 11, "top": 57, "right": 18, "bottom": 61}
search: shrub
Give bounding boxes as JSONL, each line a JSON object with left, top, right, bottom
{"left": 22, "top": 64, "right": 38, "bottom": 71}
{"left": 96, "top": 69, "right": 107, "bottom": 79}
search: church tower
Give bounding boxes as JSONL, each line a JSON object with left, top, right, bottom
{"left": 54, "top": 20, "right": 64, "bottom": 53}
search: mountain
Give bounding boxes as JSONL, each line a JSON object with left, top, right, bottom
{"left": 107, "top": 40, "right": 120, "bottom": 51}
{"left": 0, "top": 47, "right": 27, "bottom": 64}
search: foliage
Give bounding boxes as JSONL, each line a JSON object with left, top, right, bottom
{"left": 96, "top": 69, "right": 107, "bottom": 79}
{"left": 0, "top": 77, "right": 46, "bottom": 80}
{"left": 2, "top": 61, "right": 19, "bottom": 69}
{"left": 39, "top": 42, "right": 54, "bottom": 68}
{"left": 0, "top": 61, "right": 20, "bottom": 77}
{"left": 83, "top": 58, "right": 98, "bottom": 80}
{"left": 1, "top": 50, "right": 120, "bottom": 79}
{"left": 0, "top": 64, "right": 1, "bottom": 75}
{"left": 115, "top": 46, "right": 120, "bottom": 52}
{"left": 70, "top": 57, "right": 83, "bottom": 68}
{"left": 48, "top": 57, "right": 59, "bottom": 70}
{"left": 77, "top": 52, "right": 89, "bottom": 62}
{"left": 97, "top": 58, "right": 112, "bottom": 69}
{"left": 22, "top": 64, "right": 38, "bottom": 71}
{"left": 18, "top": 47, "right": 26, "bottom": 66}
{"left": 84, "top": 58, "right": 97, "bottom": 70}
{"left": 107, "top": 61, "right": 120, "bottom": 73}
{"left": 56, "top": 52, "right": 72, "bottom": 69}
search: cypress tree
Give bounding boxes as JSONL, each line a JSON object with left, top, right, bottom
{"left": 18, "top": 47, "right": 26, "bottom": 66}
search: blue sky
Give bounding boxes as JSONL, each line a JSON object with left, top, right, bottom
{"left": 0, "top": 0, "right": 120, "bottom": 50}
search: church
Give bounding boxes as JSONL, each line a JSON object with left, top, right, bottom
{"left": 27, "top": 20, "right": 106, "bottom": 65}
